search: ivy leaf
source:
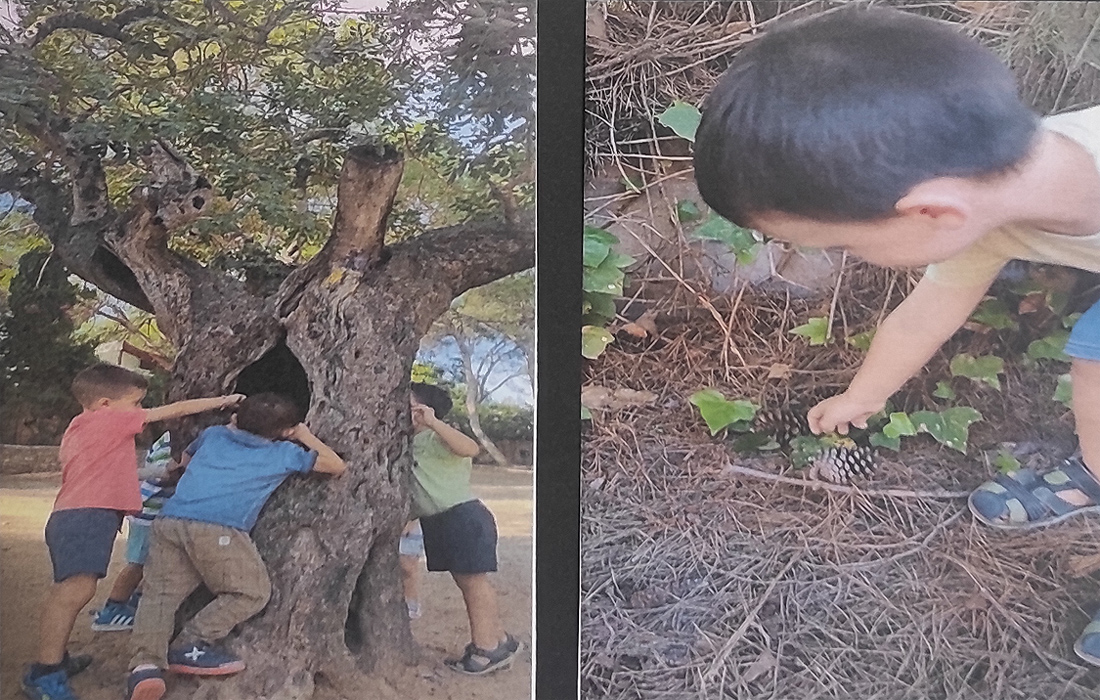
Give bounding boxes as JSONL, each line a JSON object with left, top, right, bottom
{"left": 676, "top": 199, "right": 701, "bottom": 223}
{"left": 581, "top": 405, "right": 592, "bottom": 420}
{"left": 969, "top": 298, "right": 1018, "bottom": 330}
{"left": 581, "top": 325, "right": 614, "bottom": 359}
{"left": 688, "top": 388, "right": 757, "bottom": 435}
{"left": 846, "top": 330, "right": 875, "bottom": 352}
{"left": 656, "top": 102, "right": 702, "bottom": 142}
{"left": 1026, "top": 330, "right": 1069, "bottom": 362}
{"left": 582, "top": 256, "right": 627, "bottom": 295}
{"left": 1054, "top": 373, "right": 1073, "bottom": 407}
{"left": 790, "top": 316, "right": 830, "bottom": 346}
{"left": 932, "top": 381, "right": 956, "bottom": 400}
{"left": 992, "top": 450, "right": 1020, "bottom": 473}
{"left": 583, "top": 225, "right": 616, "bottom": 268}
{"left": 693, "top": 213, "right": 761, "bottom": 264}
{"left": 881, "top": 412, "right": 917, "bottom": 439}
{"left": 910, "top": 407, "right": 982, "bottom": 454}
{"left": 730, "top": 432, "right": 780, "bottom": 453}
{"left": 870, "top": 432, "right": 901, "bottom": 451}
{"left": 949, "top": 353, "right": 1004, "bottom": 390}
{"left": 1063, "top": 312, "right": 1082, "bottom": 329}
{"left": 790, "top": 435, "right": 826, "bottom": 468}
{"left": 583, "top": 292, "right": 617, "bottom": 326}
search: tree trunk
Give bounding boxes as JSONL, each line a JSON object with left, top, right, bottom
{"left": 22, "top": 139, "right": 534, "bottom": 699}
{"left": 454, "top": 331, "right": 511, "bottom": 467}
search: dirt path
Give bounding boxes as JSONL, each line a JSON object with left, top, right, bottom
{"left": 0, "top": 467, "right": 532, "bottom": 700}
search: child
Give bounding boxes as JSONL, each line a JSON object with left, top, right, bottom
{"left": 408, "top": 382, "right": 521, "bottom": 675}
{"left": 694, "top": 5, "right": 1100, "bottom": 665}
{"left": 92, "top": 432, "right": 178, "bottom": 632}
{"left": 124, "top": 392, "right": 345, "bottom": 700}
{"left": 399, "top": 520, "right": 425, "bottom": 619}
{"left": 23, "top": 364, "right": 242, "bottom": 700}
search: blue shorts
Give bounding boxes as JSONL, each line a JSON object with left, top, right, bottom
{"left": 44, "top": 508, "right": 123, "bottom": 583}
{"left": 399, "top": 521, "right": 424, "bottom": 557}
{"left": 126, "top": 519, "right": 152, "bottom": 565}
{"left": 1065, "top": 298, "right": 1100, "bottom": 361}
{"left": 420, "top": 500, "right": 498, "bottom": 574}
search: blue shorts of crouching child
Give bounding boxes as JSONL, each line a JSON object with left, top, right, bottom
{"left": 420, "top": 499, "right": 498, "bottom": 574}
{"left": 1066, "top": 297, "right": 1100, "bottom": 362}
{"left": 44, "top": 508, "right": 124, "bottom": 583}
{"left": 125, "top": 520, "right": 152, "bottom": 565}
{"left": 399, "top": 521, "right": 424, "bottom": 557}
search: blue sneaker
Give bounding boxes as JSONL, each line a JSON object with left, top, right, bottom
{"left": 90, "top": 600, "right": 135, "bottom": 631}
{"left": 167, "top": 641, "right": 244, "bottom": 676}
{"left": 125, "top": 667, "right": 165, "bottom": 700}
{"left": 126, "top": 591, "right": 143, "bottom": 609}
{"left": 22, "top": 669, "right": 78, "bottom": 700}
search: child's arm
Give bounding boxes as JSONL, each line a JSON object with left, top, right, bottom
{"left": 288, "top": 424, "right": 347, "bottom": 475}
{"left": 808, "top": 275, "right": 993, "bottom": 434}
{"left": 144, "top": 394, "right": 244, "bottom": 424}
{"left": 413, "top": 405, "right": 481, "bottom": 458}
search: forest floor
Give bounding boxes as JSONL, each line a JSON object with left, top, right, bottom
{"left": 0, "top": 466, "right": 532, "bottom": 700}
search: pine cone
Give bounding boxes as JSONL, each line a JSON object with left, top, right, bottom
{"left": 754, "top": 407, "right": 810, "bottom": 446}
{"left": 810, "top": 445, "right": 876, "bottom": 485}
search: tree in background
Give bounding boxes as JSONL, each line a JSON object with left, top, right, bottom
{"left": 0, "top": 0, "right": 532, "bottom": 696}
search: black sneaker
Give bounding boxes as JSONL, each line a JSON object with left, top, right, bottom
{"left": 125, "top": 667, "right": 165, "bottom": 700}
{"left": 167, "top": 641, "right": 245, "bottom": 676}
{"left": 21, "top": 668, "right": 77, "bottom": 700}
{"left": 61, "top": 653, "right": 92, "bottom": 678}
{"left": 445, "top": 634, "right": 524, "bottom": 675}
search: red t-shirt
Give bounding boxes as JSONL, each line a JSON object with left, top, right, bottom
{"left": 53, "top": 408, "right": 146, "bottom": 513}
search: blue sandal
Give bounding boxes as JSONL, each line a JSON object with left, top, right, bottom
{"left": 1076, "top": 610, "right": 1100, "bottom": 667}
{"left": 969, "top": 458, "right": 1100, "bottom": 530}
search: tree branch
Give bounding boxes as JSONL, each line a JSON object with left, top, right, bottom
{"left": 325, "top": 144, "right": 404, "bottom": 268}
{"left": 21, "top": 7, "right": 170, "bottom": 54}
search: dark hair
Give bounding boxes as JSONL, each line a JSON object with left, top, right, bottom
{"left": 410, "top": 382, "right": 452, "bottom": 419}
{"left": 235, "top": 393, "right": 299, "bottom": 439}
{"left": 71, "top": 364, "right": 149, "bottom": 406}
{"left": 694, "top": 5, "right": 1039, "bottom": 226}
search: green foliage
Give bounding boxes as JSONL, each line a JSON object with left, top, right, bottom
{"left": 992, "top": 449, "right": 1021, "bottom": 473}
{"left": 411, "top": 361, "right": 440, "bottom": 384}
{"left": 0, "top": 251, "right": 98, "bottom": 443}
{"left": 969, "top": 298, "right": 1018, "bottom": 331}
{"left": 581, "top": 325, "right": 614, "bottom": 360}
{"left": 1026, "top": 330, "right": 1070, "bottom": 362}
{"left": 908, "top": 407, "right": 983, "bottom": 454}
{"left": 949, "top": 353, "right": 1004, "bottom": 390}
{"left": 790, "top": 316, "right": 830, "bottom": 346}
{"left": 1054, "top": 373, "right": 1073, "bottom": 407}
{"left": 789, "top": 435, "right": 826, "bottom": 469}
{"left": 656, "top": 102, "right": 701, "bottom": 142}
{"left": 692, "top": 213, "right": 762, "bottom": 265}
{"left": 582, "top": 225, "right": 634, "bottom": 357}
{"left": 676, "top": 199, "right": 701, "bottom": 223}
{"left": 449, "top": 400, "right": 532, "bottom": 442}
{"left": 933, "top": 381, "right": 957, "bottom": 401}
{"left": 688, "top": 388, "right": 757, "bottom": 436}
{"left": 846, "top": 330, "right": 875, "bottom": 352}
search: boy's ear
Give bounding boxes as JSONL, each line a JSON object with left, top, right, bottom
{"left": 895, "top": 178, "right": 971, "bottom": 228}
{"left": 229, "top": 414, "right": 237, "bottom": 426}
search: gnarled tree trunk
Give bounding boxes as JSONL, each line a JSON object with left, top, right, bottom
{"left": 18, "top": 132, "right": 533, "bottom": 698}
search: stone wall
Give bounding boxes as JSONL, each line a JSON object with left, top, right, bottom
{"left": 0, "top": 444, "right": 60, "bottom": 474}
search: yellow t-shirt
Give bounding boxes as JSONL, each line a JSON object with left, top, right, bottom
{"left": 409, "top": 429, "right": 475, "bottom": 518}
{"left": 923, "top": 105, "right": 1100, "bottom": 287}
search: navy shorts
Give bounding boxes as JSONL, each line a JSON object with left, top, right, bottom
{"left": 44, "top": 508, "right": 123, "bottom": 583}
{"left": 1066, "top": 297, "right": 1100, "bottom": 362}
{"left": 420, "top": 500, "right": 498, "bottom": 574}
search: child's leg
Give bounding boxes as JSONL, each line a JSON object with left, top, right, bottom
{"left": 129, "top": 520, "right": 202, "bottom": 670}
{"left": 37, "top": 574, "right": 98, "bottom": 665}
{"left": 400, "top": 554, "right": 422, "bottom": 603}
{"left": 177, "top": 522, "right": 271, "bottom": 644}
{"left": 1073, "top": 358, "right": 1100, "bottom": 487}
{"left": 451, "top": 572, "right": 506, "bottom": 650}
{"left": 108, "top": 564, "right": 145, "bottom": 604}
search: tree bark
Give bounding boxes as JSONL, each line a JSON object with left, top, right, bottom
{"left": 453, "top": 329, "right": 511, "bottom": 467}
{"left": 19, "top": 137, "right": 533, "bottom": 698}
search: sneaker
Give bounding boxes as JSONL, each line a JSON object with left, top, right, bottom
{"left": 126, "top": 591, "right": 143, "bottom": 609}
{"left": 61, "top": 653, "right": 92, "bottom": 678}
{"left": 445, "top": 634, "right": 523, "bottom": 675}
{"left": 90, "top": 601, "right": 135, "bottom": 632}
{"left": 125, "top": 667, "right": 165, "bottom": 700}
{"left": 21, "top": 669, "right": 78, "bottom": 700}
{"left": 167, "top": 641, "right": 245, "bottom": 676}
{"left": 406, "top": 599, "right": 422, "bottom": 620}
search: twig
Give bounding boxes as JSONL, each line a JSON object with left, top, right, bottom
{"left": 721, "top": 462, "right": 971, "bottom": 500}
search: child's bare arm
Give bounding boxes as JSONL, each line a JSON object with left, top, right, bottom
{"left": 808, "top": 275, "right": 993, "bottom": 434}
{"left": 144, "top": 394, "right": 244, "bottom": 424}
{"left": 412, "top": 405, "right": 480, "bottom": 458}
{"left": 289, "top": 424, "right": 347, "bottom": 475}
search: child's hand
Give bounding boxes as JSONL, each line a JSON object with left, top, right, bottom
{"left": 288, "top": 423, "right": 314, "bottom": 442}
{"left": 219, "top": 394, "right": 246, "bottom": 409}
{"left": 807, "top": 392, "right": 883, "bottom": 435}
{"left": 411, "top": 404, "right": 436, "bottom": 429}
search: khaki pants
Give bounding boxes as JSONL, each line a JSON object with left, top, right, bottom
{"left": 129, "top": 518, "right": 271, "bottom": 669}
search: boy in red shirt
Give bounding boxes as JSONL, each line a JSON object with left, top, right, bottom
{"left": 23, "top": 364, "right": 242, "bottom": 700}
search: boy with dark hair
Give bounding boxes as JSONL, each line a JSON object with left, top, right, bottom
{"left": 694, "top": 5, "right": 1100, "bottom": 664}
{"left": 24, "top": 363, "right": 242, "bottom": 700}
{"left": 408, "top": 382, "right": 521, "bottom": 675}
{"left": 125, "top": 392, "right": 345, "bottom": 700}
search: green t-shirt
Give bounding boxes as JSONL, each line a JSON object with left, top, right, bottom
{"left": 410, "top": 429, "right": 475, "bottom": 517}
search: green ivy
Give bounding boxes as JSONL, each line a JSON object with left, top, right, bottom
{"left": 949, "top": 353, "right": 1004, "bottom": 391}
{"left": 790, "top": 316, "right": 831, "bottom": 346}
{"left": 688, "top": 388, "right": 757, "bottom": 436}
{"left": 582, "top": 225, "right": 635, "bottom": 358}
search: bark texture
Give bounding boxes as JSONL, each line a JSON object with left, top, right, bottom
{"left": 18, "top": 135, "right": 533, "bottom": 698}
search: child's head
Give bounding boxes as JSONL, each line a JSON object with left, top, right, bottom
{"left": 410, "top": 382, "right": 452, "bottom": 419}
{"left": 694, "top": 6, "right": 1039, "bottom": 266}
{"left": 71, "top": 364, "right": 149, "bottom": 410}
{"left": 234, "top": 393, "right": 299, "bottom": 439}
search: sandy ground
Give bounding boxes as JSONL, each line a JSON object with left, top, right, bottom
{"left": 0, "top": 467, "right": 532, "bottom": 700}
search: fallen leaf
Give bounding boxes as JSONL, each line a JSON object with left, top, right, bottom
{"left": 1018, "top": 293, "right": 1045, "bottom": 315}
{"left": 1068, "top": 553, "right": 1100, "bottom": 578}
{"left": 619, "top": 309, "right": 659, "bottom": 339}
{"left": 767, "top": 363, "right": 792, "bottom": 380}
{"left": 581, "top": 385, "right": 658, "bottom": 411}
{"left": 742, "top": 649, "right": 776, "bottom": 683}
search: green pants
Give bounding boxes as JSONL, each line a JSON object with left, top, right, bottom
{"left": 129, "top": 517, "right": 271, "bottom": 669}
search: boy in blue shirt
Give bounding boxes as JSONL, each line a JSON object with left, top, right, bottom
{"left": 124, "top": 393, "right": 345, "bottom": 700}
{"left": 694, "top": 5, "right": 1100, "bottom": 665}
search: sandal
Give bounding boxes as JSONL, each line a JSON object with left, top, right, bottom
{"left": 445, "top": 634, "right": 523, "bottom": 675}
{"left": 1075, "top": 610, "right": 1100, "bottom": 667}
{"left": 969, "top": 458, "right": 1100, "bottom": 530}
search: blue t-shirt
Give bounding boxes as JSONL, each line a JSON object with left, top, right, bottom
{"left": 159, "top": 425, "right": 317, "bottom": 531}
